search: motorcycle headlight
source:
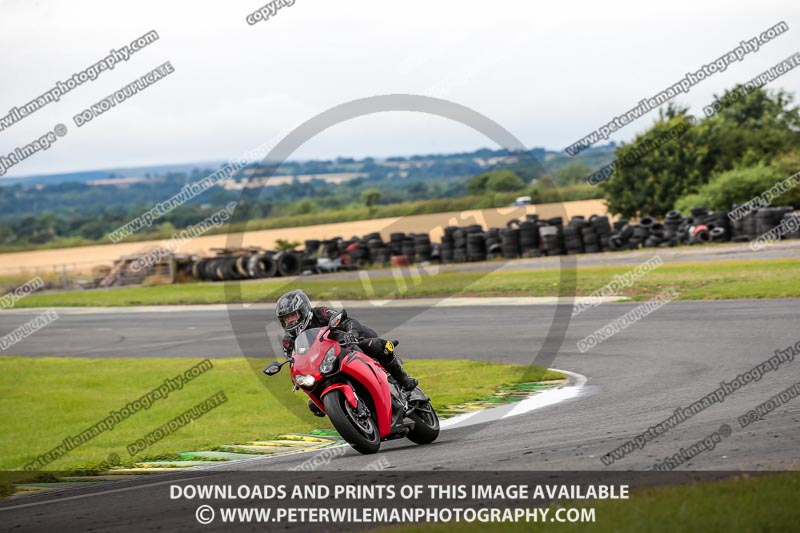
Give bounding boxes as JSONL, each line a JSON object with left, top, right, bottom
{"left": 292, "top": 374, "right": 316, "bottom": 389}
{"left": 319, "top": 346, "right": 339, "bottom": 375}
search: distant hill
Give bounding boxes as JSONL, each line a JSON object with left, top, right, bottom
{"left": 1, "top": 161, "right": 226, "bottom": 186}
{"left": 1, "top": 144, "right": 616, "bottom": 187}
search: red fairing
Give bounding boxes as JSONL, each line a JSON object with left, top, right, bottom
{"left": 291, "top": 329, "right": 335, "bottom": 414}
{"left": 320, "top": 383, "right": 358, "bottom": 408}
{"left": 290, "top": 334, "right": 333, "bottom": 379}
{"left": 336, "top": 349, "right": 393, "bottom": 437}
{"left": 290, "top": 328, "right": 393, "bottom": 438}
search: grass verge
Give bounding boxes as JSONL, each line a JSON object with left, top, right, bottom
{"left": 0, "top": 356, "right": 563, "bottom": 472}
{"left": 382, "top": 472, "right": 800, "bottom": 532}
{"left": 8, "top": 258, "right": 800, "bottom": 308}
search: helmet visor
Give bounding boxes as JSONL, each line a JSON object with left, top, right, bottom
{"left": 279, "top": 309, "right": 309, "bottom": 332}
{"left": 281, "top": 311, "right": 301, "bottom": 328}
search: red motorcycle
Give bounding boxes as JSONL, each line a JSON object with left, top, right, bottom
{"left": 264, "top": 310, "right": 439, "bottom": 454}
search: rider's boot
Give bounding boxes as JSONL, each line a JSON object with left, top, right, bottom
{"left": 308, "top": 399, "right": 325, "bottom": 417}
{"left": 380, "top": 340, "right": 418, "bottom": 391}
{"left": 384, "top": 356, "right": 418, "bottom": 391}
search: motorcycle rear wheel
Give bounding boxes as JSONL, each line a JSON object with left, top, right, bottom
{"left": 406, "top": 400, "right": 440, "bottom": 445}
{"left": 323, "top": 389, "right": 381, "bottom": 455}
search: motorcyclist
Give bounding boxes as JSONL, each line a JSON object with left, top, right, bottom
{"left": 275, "top": 289, "right": 418, "bottom": 417}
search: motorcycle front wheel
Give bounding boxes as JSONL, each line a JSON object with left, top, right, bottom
{"left": 323, "top": 389, "right": 381, "bottom": 455}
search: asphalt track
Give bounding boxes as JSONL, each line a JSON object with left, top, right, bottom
{"left": 1, "top": 298, "right": 799, "bottom": 530}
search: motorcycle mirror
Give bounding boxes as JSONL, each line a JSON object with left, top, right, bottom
{"left": 328, "top": 309, "right": 347, "bottom": 329}
{"left": 263, "top": 362, "right": 283, "bottom": 376}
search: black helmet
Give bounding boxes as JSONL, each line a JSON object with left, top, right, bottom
{"left": 276, "top": 289, "right": 313, "bottom": 334}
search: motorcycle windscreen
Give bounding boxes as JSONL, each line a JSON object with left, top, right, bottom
{"left": 292, "top": 327, "right": 325, "bottom": 374}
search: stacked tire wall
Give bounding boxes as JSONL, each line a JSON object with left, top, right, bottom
{"left": 191, "top": 251, "right": 304, "bottom": 282}
{"left": 189, "top": 204, "right": 799, "bottom": 280}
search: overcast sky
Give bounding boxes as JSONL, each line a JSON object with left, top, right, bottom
{"left": 0, "top": 0, "right": 798, "bottom": 178}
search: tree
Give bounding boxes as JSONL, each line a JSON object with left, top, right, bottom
{"left": 600, "top": 90, "right": 800, "bottom": 217}
{"left": 77, "top": 220, "right": 107, "bottom": 240}
{"left": 485, "top": 170, "right": 525, "bottom": 192}
{"left": 406, "top": 181, "right": 429, "bottom": 200}
{"left": 772, "top": 148, "right": 800, "bottom": 177}
{"left": 552, "top": 162, "right": 591, "bottom": 185}
{"left": 275, "top": 239, "right": 300, "bottom": 251}
{"left": 361, "top": 189, "right": 381, "bottom": 213}
{"left": 674, "top": 150, "right": 800, "bottom": 213}
{"left": 467, "top": 170, "right": 525, "bottom": 195}
{"left": 601, "top": 106, "right": 710, "bottom": 217}
{"left": 674, "top": 164, "right": 783, "bottom": 213}
{"left": 288, "top": 199, "right": 316, "bottom": 215}
{"left": 466, "top": 173, "right": 491, "bottom": 195}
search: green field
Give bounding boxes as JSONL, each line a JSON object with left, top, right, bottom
{"left": 0, "top": 356, "right": 562, "bottom": 472}
{"left": 7, "top": 258, "right": 800, "bottom": 308}
{"left": 385, "top": 473, "right": 800, "bottom": 532}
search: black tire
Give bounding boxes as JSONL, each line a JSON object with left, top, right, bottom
{"left": 235, "top": 255, "right": 251, "bottom": 278}
{"left": 248, "top": 254, "right": 277, "bottom": 278}
{"left": 326, "top": 239, "right": 342, "bottom": 259}
{"left": 620, "top": 224, "right": 634, "bottom": 240}
{"left": 275, "top": 252, "right": 301, "bottom": 277}
{"left": 406, "top": 399, "right": 440, "bottom": 445}
{"left": 643, "top": 236, "right": 662, "bottom": 248}
{"left": 710, "top": 227, "right": 727, "bottom": 241}
{"left": 401, "top": 239, "right": 415, "bottom": 257}
{"left": 323, "top": 389, "right": 380, "bottom": 455}
{"left": 608, "top": 236, "right": 624, "bottom": 251}
{"left": 690, "top": 229, "right": 711, "bottom": 244}
{"left": 584, "top": 244, "right": 601, "bottom": 254}
{"left": 632, "top": 224, "right": 650, "bottom": 239}
{"left": 192, "top": 258, "right": 209, "bottom": 280}
{"left": 304, "top": 240, "right": 321, "bottom": 257}
{"left": 590, "top": 216, "right": 612, "bottom": 234}
{"left": 204, "top": 258, "right": 224, "bottom": 281}
{"left": 223, "top": 258, "right": 243, "bottom": 280}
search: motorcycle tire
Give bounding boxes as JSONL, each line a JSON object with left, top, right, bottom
{"left": 406, "top": 399, "right": 440, "bottom": 445}
{"left": 323, "top": 389, "right": 380, "bottom": 455}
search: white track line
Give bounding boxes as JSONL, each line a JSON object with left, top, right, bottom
{"left": 503, "top": 369, "right": 587, "bottom": 418}
{"left": 439, "top": 369, "right": 587, "bottom": 430}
